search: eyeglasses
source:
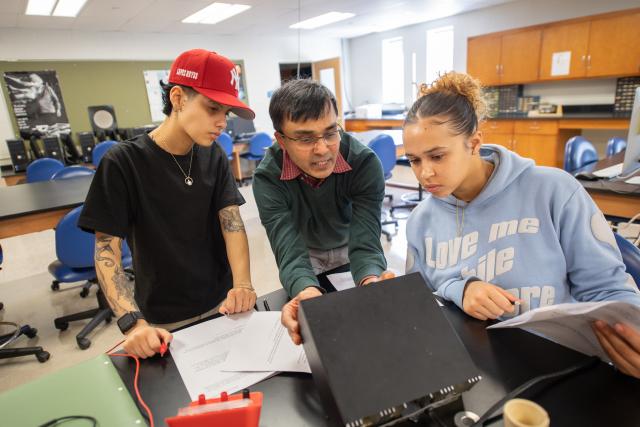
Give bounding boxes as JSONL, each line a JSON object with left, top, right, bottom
{"left": 278, "top": 125, "right": 343, "bottom": 149}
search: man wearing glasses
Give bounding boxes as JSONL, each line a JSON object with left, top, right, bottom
{"left": 253, "top": 79, "right": 394, "bottom": 345}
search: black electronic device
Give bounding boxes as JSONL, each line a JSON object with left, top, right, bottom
{"left": 227, "top": 117, "right": 256, "bottom": 140}
{"left": 77, "top": 132, "right": 95, "bottom": 163}
{"left": 298, "top": 273, "right": 481, "bottom": 427}
{"left": 6, "top": 139, "right": 30, "bottom": 172}
{"left": 88, "top": 105, "right": 119, "bottom": 141}
{"left": 117, "top": 311, "right": 144, "bottom": 334}
{"left": 41, "top": 136, "right": 65, "bottom": 162}
{"left": 59, "top": 132, "right": 81, "bottom": 163}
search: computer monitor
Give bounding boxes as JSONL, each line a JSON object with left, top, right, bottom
{"left": 621, "top": 87, "right": 640, "bottom": 177}
{"left": 226, "top": 117, "right": 256, "bottom": 140}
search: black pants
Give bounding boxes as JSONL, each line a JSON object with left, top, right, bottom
{"left": 316, "top": 263, "right": 350, "bottom": 293}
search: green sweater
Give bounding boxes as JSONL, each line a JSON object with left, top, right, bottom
{"left": 253, "top": 132, "right": 387, "bottom": 297}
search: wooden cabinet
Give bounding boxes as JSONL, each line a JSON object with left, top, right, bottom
{"left": 469, "top": 8, "right": 640, "bottom": 84}
{"left": 467, "top": 30, "right": 541, "bottom": 85}
{"left": 481, "top": 120, "right": 571, "bottom": 168}
{"left": 501, "top": 30, "right": 542, "bottom": 84}
{"left": 588, "top": 12, "right": 640, "bottom": 77}
{"left": 539, "top": 21, "right": 590, "bottom": 79}
{"left": 467, "top": 36, "right": 502, "bottom": 86}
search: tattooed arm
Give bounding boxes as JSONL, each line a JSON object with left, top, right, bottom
{"left": 95, "top": 231, "right": 171, "bottom": 358}
{"left": 217, "top": 205, "right": 256, "bottom": 314}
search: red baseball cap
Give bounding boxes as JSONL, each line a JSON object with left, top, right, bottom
{"left": 168, "top": 49, "right": 255, "bottom": 120}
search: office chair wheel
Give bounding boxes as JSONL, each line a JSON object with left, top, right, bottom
{"left": 36, "top": 351, "right": 50, "bottom": 363}
{"left": 0, "top": 302, "right": 3, "bottom": 310}
{"left": 25, "top": 326, "right": 38, "bottom": 339}
{"left": 51, "top": 281, "right": 60, "bottom": 291}
{"left": 77, "top": 337, "right": 91, "bottom": 350}
{"left": 386, "top": 234, "right": 392, "bottom": 242}
{"left": 105, "top": 316, "right": 112, "bottom": 324}
{"left": 54, "top": 320, "right": 69, "bottom": 331}
{"left": 79, "top": 288, "right": 90, "bottom": 298}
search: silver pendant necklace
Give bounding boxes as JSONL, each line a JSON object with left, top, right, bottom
{"left": 151, "top": 132, "right": 195, "bottom": 186}
{"left": 169, "top": 148, "right": 194, "bottom": 186}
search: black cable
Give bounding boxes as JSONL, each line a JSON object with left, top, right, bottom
{"left": 471, "top": 356, "right": 600, "bottom": 427}
{"left": 38, "top": 415, "right": 97, "bottom": 427}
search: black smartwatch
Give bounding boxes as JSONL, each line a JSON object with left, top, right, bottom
{"left": 117, "top": 311, "right": 144, "bottom": 334}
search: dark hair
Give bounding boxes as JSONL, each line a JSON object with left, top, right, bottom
{"left": 269, "top": 79, "right": 338, "bottom": 132}
{"left": 404, "top": 72, "right": 487, "bottom": 136}
{"left": 160, "top": 81, "right": 197, "bottom": 116}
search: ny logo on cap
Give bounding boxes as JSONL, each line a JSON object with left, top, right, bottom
{"left": 230, "top": 68, "right": 240, "bottom": 92}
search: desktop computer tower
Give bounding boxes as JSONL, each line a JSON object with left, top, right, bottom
{"left": 77, "top": 132, "right": 96, "bottom": 163}
{"left": 6, "top": 139, "right": 30, "bottom": 172}
{"left": 41, "top": 136, "right": 65, "bottom": 163}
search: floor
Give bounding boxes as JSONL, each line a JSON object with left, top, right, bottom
{"left": 0, "top": 166, "right": 420, "bottom": 394}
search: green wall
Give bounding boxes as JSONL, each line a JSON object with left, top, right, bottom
{"left": 1, "top": 60, "right": 172, "bottom": 135}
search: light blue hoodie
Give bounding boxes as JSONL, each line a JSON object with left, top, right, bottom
{"left": 406, "top": 144, "right": 640, "bottom": 315}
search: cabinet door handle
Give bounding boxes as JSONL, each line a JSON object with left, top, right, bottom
{"left": 581, "top": 55, "right": 586, "bottom": 63}
{"left": 496, "top": 64, "right": 500, "bottom": 75}
{"left": 500, "top": 64, "right": 504, "bottom": 74}
{"left": 587, "top": 54, "right": 591, "bottom": 68}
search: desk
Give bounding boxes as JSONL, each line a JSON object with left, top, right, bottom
{"left": 351, "top": 129, "right": 405, "bottom": 157}
{"left": 111, "top": 289, "right": 640, "bottom": 427}
{"left": 0, "top": 175, "right": 92, "bottom": 239}
{"left": 575, "top": 152, "right": 640, "bottom": 218}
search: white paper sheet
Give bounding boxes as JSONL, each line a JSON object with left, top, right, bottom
{"left": 488, "top": 301, "right": 640, "bottom": 362}
{"left": 327, "top": 271, "right": 356, "bottom": 291}
{"left": 221, "top": 312, "right": 311, "bottom": 373}
{"left": 592, "top": 163, "right": 623, "bottom": 178}
{"left": 551, "top": 51, "right": 571, "bottom": 76}
{"left": 625, "top": 176, "right": 640, "bottom": 184}
{"left": 170, "top": 312, "right": 274, "bottom": 401}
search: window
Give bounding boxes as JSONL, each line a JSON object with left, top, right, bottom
{"left": 426, "top": 26, "right": 453, "bottom": 85}
{"left": 382, "top": 37, "right": 404, "bottom": 104}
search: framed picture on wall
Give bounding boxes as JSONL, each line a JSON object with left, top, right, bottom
{"left": 143, "top": 69, "right": 170, "bottom": 123}
{"left": 232, "top": 60, "right": 248, "bottom": 106}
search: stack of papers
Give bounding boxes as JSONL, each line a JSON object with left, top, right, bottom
{"left": 171, "top": 311, "right": 310, "bottom": 401}
{"left": 488, "top": 301, "right": 640, "bottom": 363}
{"left": 592, "top": 163, "right": 623, "bottom": 178}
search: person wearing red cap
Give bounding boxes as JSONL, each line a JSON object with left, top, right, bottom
{"left": 79, "top": 49, "right": 256, "bottom": 358}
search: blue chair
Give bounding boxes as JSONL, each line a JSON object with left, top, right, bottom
{"left": 92, "top": 140, "right": 117, "bottom": 167}
{"left": 240, "top": 132, "right": 272, "bottom": 162}
{"left": 50, "top": 206, "right": 133, "bottom": 350}
{"left": 614, "top": 233, "right": 640, "bottom": 288}
{"left": 26, "top": 158, "right": 64, "bottom": 183}
{"left": 606, "top": 137, "right": 627, "bottom": 158}
{"left": 217, "top": 133, "right": 234, "bottom": 161}
{"left": 368, "top": 134, "right": 399, "bottom": 241}
{"left": 564, "top": 136, "right": 598, "bottom": 173}
{"left": 51, "top": 166, "right": 95, "bottom": 180}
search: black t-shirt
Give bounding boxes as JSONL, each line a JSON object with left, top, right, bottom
{"left": 78, "top": 134, "right": 245, "bottom": 323}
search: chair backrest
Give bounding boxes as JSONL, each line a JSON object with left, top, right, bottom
{"left": 26, "top": 157, "right": 65, "bottom": 183}
{"left": 606, "top": 137, "right": 627, "bottom": 158}
{"left": 51, "top": 166, "right": 95, "bottom": 180}
{"left": 92, "top": 140, "right": 118, "bottom": 167}
{"left": 368, "top": 134, "right": 396, "bottom": 179}
{"left": 55, "top": 205, "right": 132, "bottom": 269}
{"left": 55, "top": 206, "right": 95, "bottom": 269}
{"left": 614, "top": 233, "right": 640, "bottom": 288}
{"left": 217, "top": 133, "right": 234, "bottom": 157}
{"left": 564, "top": 136, "right": 598, "bottom": 172}
{"left": 248, "top": 132, "right": 272, "bottom": 157}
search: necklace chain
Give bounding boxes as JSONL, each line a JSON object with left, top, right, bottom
{"left": 151, "top": 132, "right": 194, "bottom": 186}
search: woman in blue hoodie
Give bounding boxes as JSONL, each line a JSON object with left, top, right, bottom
{"left": 404, "top": 71, "right": 640, "bottom": 379}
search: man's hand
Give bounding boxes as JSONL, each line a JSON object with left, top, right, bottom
{"left": 462, "top": 281, "right": 520, "bottom": 320}
{"left": 122, "top": 320, "right": 172, "bottom": 359}
{"left": 593, "top": 320, "right": 640, "bottom": 379}
{"left": 219, "top": 286, "right": 257, "bottom": 315}
{"left": 360, "top": 270, "right": 396, "bottom": 286}
{"left": 281, "top": 287, "right": 323, "bottom": 345}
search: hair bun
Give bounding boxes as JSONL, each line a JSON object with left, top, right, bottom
{"left": 419, "top": 72, "right": 486, "bottom": 122}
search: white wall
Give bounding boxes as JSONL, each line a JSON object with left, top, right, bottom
{"left": 0, "top": 28, "right": 342, "bottom": 164}
{"left": 347, "top": 0, "right": 640, "bottom": 108}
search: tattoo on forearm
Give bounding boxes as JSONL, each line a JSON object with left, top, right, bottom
{"left": 95, "top": 235, "right": 116, "bottom": 267}
{"left": 94, "top": 235, "right": 137, "bottom": 314}
{"left": 219, "top": 206, "right": 246, "bottom": 232}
